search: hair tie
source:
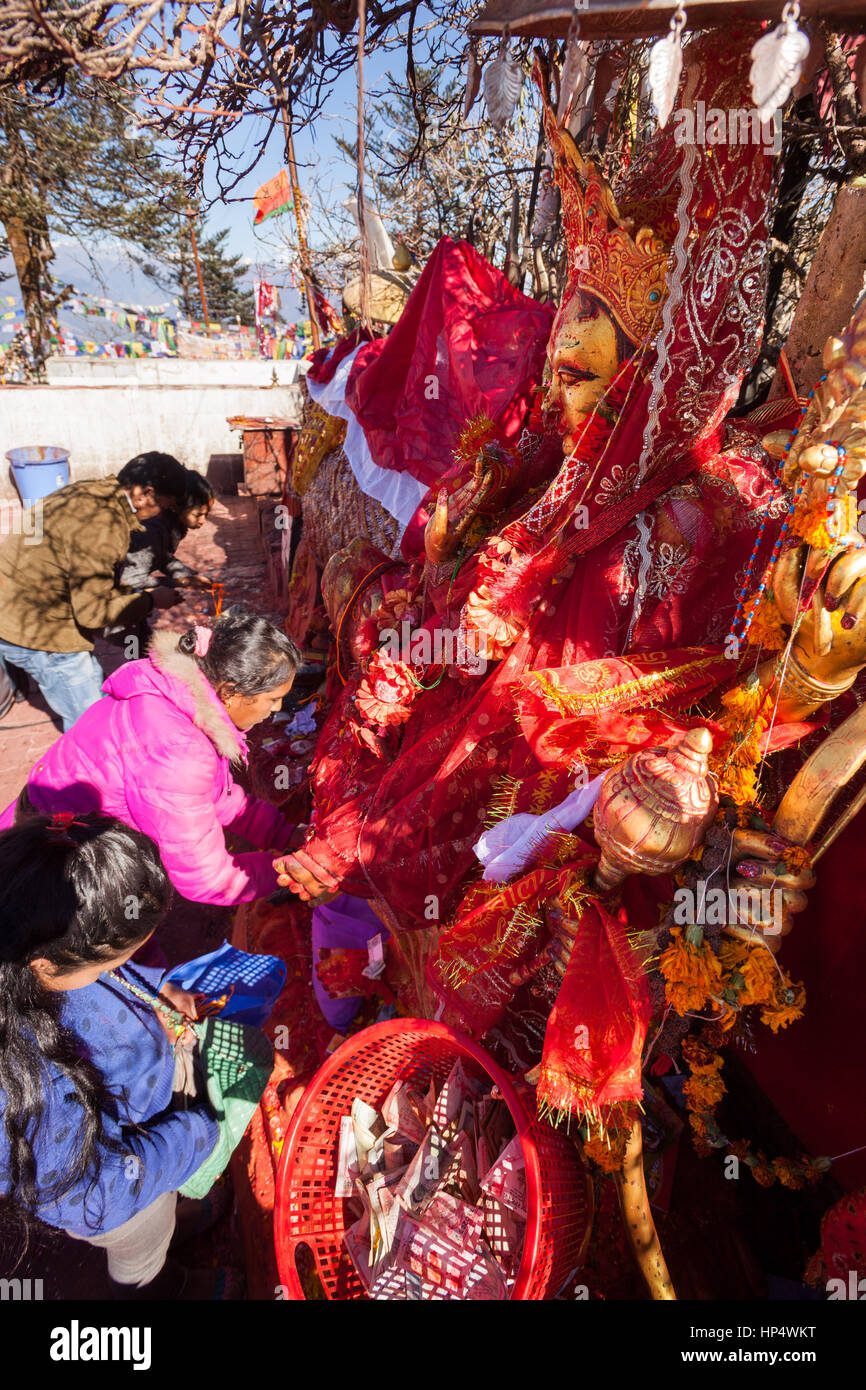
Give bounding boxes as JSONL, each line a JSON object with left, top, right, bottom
{"left": 193, "top": 625, "right": 213, "bottom": 657}
{"left": 48, "top": 811, "right": 85, "bottom": 842}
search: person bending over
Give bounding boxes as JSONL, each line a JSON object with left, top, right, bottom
{"left": 0, "top": 607, "right": 337, "bottom": 908}
{"left": 117, "top": 469, "right": 215, "bottom": 597}
{"left": 0, "top": 452, "right": 185, "bottom": 730}
{"left": 105, "top": 470, "right": 216, "bottom": 656}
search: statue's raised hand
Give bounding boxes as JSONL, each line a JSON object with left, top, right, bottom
{"left": 424, "top": 448, "right": 511, "bottom": 567}
{"left": 768, "top": 534, "right": 866, "bottom": 720}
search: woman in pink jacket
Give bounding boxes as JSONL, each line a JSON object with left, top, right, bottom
{"left": 0, "top": 608, "right": 334, "bottom": 906}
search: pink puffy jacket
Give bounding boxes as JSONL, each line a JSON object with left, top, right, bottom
{"left": 0, "top": 631, "right": 292, "bottom": 905}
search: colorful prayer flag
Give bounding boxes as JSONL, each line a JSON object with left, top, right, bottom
{"left": 312, "top": 287, "right": 342, "bottom": 334}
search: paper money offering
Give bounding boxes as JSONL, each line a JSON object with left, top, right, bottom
{"left": 336, "top": 1059, "right": 526, "bottom": 1299}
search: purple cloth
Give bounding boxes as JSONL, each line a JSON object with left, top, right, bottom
{"left": 312, "top": 894, "right": 388, "bottom": 1031}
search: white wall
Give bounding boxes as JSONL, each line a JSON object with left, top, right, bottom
{"left": 0, "top": 381, "right": 305, "bottom": 500}
{"left": 45, "top": 357, "right": 307, "bottom": 388}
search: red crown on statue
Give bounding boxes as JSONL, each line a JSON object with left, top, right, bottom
{"left": 535, "top": 57, "right": 672, "bottom": 347}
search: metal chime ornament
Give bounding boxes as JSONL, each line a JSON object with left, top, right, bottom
{"left": 463, "top": 37, "right": 483, "bottom": 121}
{"left": 556, "top": 25, "right": 590, "bottom": 125}
{"left": 647, "top": 5, "right": 687, "bottom": 130}
{"left": 749, "top": 2, "right": 810, "bottom": 123}
{"left": 484, "top": 33, "right": 523, "bottom": 131}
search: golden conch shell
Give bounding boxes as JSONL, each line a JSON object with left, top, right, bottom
{"left": 592, "top": 727, "right": 718, "bottom": 893}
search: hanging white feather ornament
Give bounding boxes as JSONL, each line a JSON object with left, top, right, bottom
{"left": 647, "top": 6, "right": 687, "bottom": 130}
{"left": 462, "top": 39, "right": 482, "bottom": 122}
{"left": 557, "top": 32, "right": 590, "bottom": 125}
{"left": 484, "top": 36, "right": 523, "bottom": 131}
{"left": 750, "top": 2, "right": 810, "bottom": 122}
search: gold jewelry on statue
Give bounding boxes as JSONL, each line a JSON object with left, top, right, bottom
{"left": 777, "top": 652, "right": 855, "bottom": 715}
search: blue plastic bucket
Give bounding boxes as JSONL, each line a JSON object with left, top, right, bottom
{"left": 6, "top": 446, "right": 70, "bottom": 508}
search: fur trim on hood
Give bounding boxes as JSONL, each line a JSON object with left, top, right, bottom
{"left": 148, "top": 629, "right": 245, "bottom": 763}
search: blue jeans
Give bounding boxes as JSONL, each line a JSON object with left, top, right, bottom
{"left": 0, "top": 639, "right": 104, "bottom": 731}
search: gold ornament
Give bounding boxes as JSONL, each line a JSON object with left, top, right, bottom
{"left": 392, "top": 241, "right": 412, "bottom": 274}
{"left": 592, "top": 727, "right": 718, "bottom": 892}
{"left": 535, "top": 54, "right": 670, "bottom": 348}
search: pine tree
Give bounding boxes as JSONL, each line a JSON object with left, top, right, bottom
{"left": 0, "top": 72, "right": 183, "bottom": 376}
{"left": 140, "top": 209, "right": 254, "bottom": 328}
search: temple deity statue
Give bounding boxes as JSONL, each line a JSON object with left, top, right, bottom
{"left": 263, "top": 25, "right": 866, "bottom": 1297}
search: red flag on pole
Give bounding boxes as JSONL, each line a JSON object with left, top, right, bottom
{"left": 253, "top": 170, "right": 293, "bottom": 224}
{"left": 312, "top": 286, "right": 342, "bottom": 334}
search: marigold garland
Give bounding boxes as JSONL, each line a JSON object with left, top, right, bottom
{"left": 782, "top": 844, "right": 813, "bottom": 875}
{"left": 658, "top": 927, "right": 723, "bottom": 1015}
{"left": 788, "top": 491, "right": 833, "bottom": 549}
{"left": 744, "top": 587, "right": 786, "bottom": 651}
{"left": 582, "top": 1127, "right": 629, "bottom": 1174}
{"left": 712, "top": 676, "right": 773, "bottom": 806}
{"left": 680, "top": 1037, "right": 826, "bottom": 1190}
{"left": 761, "top": 979, "right": 806, "bottom": 1033}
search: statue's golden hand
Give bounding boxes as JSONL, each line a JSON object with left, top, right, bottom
{"left": 545, "top": 902, "right": 579, "bottom": 978}
{"left": 725, "top": 827, "right": 815, "bottom": 954}
{"left": 769, "top": 535, "right": 866, "bottom": 718}
{"left": 424, "top": 456, "right": 498, "bottom": 566}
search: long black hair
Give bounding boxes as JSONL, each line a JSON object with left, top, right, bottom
{"left": 178, "top": 605, "right": 301, "bottom": 697}
{"left": 0, "top": 814, "right": 171, "bottom": 1215}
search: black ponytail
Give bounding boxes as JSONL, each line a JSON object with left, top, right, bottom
{"left": 179, "top": 605, "right": 300, "bottom": 697}
{"left": 0, "top": 815, "right": 171, "bottom": 1215}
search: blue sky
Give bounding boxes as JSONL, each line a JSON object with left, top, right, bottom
{"left": 0, "top": 47, "right": 404, "bottom": 333}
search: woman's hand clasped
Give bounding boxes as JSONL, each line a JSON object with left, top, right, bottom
{"left": 272, "top": 847, "right": 341, "bottom": 904}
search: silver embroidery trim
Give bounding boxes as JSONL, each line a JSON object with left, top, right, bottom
{"left": 623, "top": 508, "right": 654, "bottom": 651}
{"left": 635, "top": 134, "right": 698, "bottom": 488}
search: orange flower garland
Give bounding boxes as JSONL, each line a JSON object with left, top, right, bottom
{"left": 659, "top": 927, "right": 723, "bottom": 1015}
{"left": 712, "top": 676, "right": 773, "bottom": 806}
{"left": 788, "top": 490, "right": 833, "bottom": 549}
{"left": 582, "top": 1127, "right": 629, "bottom": 1174}
{"left": 744, "top": 587, "right": 786, "bottom": 651}
{"left": 680, "top": 1035, "right": 826, "bottom": 1190}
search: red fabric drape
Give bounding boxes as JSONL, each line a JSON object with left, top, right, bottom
{"left": 344, "top": 238, "right": 555, "bottom": 489}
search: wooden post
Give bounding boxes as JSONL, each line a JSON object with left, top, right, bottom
{"left": 284, "top": 135, "right": 321, "bottom": 351}
{"left": 356, "top": 0, "right": 372, "bottom": 331}
{"left": 185, "top": 205, "right": 211, "bottom": 336}
{"left": 249, "top": 18, "right": 322, "bottom": 350}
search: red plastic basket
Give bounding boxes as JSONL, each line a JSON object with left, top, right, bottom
{"left": 274, "top": 1018, "right": 593, "bottom": 1300}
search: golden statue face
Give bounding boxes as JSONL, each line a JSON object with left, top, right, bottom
{"left": 545, "top": 291, "right": 622, "bottom": 455}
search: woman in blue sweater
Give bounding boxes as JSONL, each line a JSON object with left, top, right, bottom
{"left": 0, "top": 812, "right": 240, "bottom": 1298}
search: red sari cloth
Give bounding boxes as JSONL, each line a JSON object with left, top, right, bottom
{"left": 299, "top": 31, "right": 864, "bottom": 1135}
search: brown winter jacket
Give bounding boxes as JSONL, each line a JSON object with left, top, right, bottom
{"left": 0, "top": 477, "right": 154, "bottom": 653}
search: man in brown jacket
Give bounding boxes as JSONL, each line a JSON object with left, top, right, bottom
{"left": 0, "top": 452, "right": 186, "bottom": 729}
